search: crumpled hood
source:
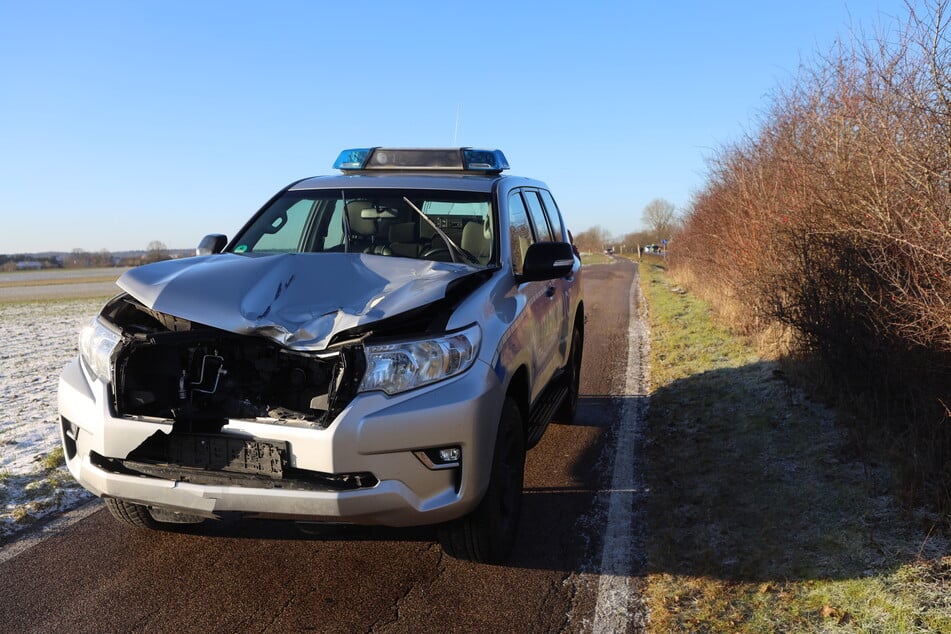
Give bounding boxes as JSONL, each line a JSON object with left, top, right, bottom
{"left": 117, "top": 253, "right": 476, "bottom": 350}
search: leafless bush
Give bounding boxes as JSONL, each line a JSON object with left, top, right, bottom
{"left": 573, "top": 225, "right": 611, "bottom": 253}
{"left": 671, "top": 1, "right": 951, "bottom": 504}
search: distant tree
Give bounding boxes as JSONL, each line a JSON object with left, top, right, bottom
{"left": 88, "top": 249, "right": 113, "bottom": 267}
{"left": 619, "top": 230, "right": 652, "bottom": 255}
{"left": 65, "top": 248, "right": 92, "bottom": 268}
{"left": 642, "top": 198, "right": 677, "bottom": 242}
{"left": 145, "top": 241, "right": 169, "bottom": 263}
{"left": 573, "top": 225, "right": 612, "bottom": 253}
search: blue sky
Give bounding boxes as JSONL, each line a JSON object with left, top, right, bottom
{"left": 0, "top": 1, "right": 909, "bottom": 253}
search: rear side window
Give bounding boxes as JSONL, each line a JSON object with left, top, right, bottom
{"left": 523, "top": 191, "right": 553, "bottom": 242}
{"left": 539, "top": 190, "right": 565, "bottom": 241}
{"left": 507, "top": 192, "right": 534, "bottom": 274}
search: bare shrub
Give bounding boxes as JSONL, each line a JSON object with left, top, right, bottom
{"left": 671, "top": 0, "right": 951, "bottom": 504}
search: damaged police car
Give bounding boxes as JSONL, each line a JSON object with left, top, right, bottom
{"left": 58, "top": 147, "right": 584, "bottom": 564}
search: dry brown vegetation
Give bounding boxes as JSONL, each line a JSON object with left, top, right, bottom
{"left": 671, "top": 1, "right": 951, "bottom": 505}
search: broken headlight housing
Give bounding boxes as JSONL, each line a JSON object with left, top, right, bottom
{"left": 359, "top": 324, "right": 481, "bottom": 395}
{"left": 79, "top": 318, "right": 121, "bottom": 383}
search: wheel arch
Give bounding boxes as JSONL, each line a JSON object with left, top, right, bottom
{"left": 504, "top": 365, "right": 531, "bottom": 442}
{"left": 572, "top": 300, "right": 585, "bottom": 337}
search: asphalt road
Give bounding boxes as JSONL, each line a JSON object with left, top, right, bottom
{"left": 0, "top": 259, "right": 644, "bottom": 633}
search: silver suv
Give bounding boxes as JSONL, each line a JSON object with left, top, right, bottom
{"left": 58, "top": 148, "right": 584, "bottom": 563}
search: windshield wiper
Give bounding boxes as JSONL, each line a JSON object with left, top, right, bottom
{"left": 341, "top": 190, "right": 352, "bottom": 253}
{"left": 402, "top": 196, "right": 479, "bottom": 265}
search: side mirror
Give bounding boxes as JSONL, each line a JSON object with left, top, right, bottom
{"left": 196, "top": 234, "right": 228, "bottom": 256}
{"left": 519, "top": 242, "right": 576, "bottom": 282}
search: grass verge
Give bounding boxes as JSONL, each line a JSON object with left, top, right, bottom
{"left": 0, "top": 449, "right": 86, "bottom": 542}
{"left": 580, "top": 252, "right": 614, "bottom": 266}
{"left": 638, "top": 257, "right": 951, "bottom": 633}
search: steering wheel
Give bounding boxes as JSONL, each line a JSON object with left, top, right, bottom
{"left": 421, "top": 247, "right": 452, "bottom": 261}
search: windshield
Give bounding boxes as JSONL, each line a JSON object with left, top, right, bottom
{"left": 230, "top": 189, "right": 495, "bottom": 267}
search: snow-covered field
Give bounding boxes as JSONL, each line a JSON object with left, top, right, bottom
{"left": 0, "top": 298, "right": 105, "bottom": 542}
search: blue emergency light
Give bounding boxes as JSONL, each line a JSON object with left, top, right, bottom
{"left": 333, "top": 148, "right": 509, "bottom": 173}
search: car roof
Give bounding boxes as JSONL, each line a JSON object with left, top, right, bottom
{"left": 288, "top": 172, "right": 549, "bottom": 194}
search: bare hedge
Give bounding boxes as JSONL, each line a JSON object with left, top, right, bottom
{"left": 672, "top": 2, "right": 951, "bottom": 499}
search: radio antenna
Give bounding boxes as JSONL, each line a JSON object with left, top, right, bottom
{"left": 453, "top": 104, "right": 461, "bottom": 145}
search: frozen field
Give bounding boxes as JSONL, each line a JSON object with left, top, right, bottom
{"left": 0, "top": 267, "right": 127, "bottom": 302}
{"left": 0, "top": 298, "right": 105, "bottom": 542}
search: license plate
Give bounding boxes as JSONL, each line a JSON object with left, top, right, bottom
{"left": 167, "top": 435, "right": 287, "bottom": 478}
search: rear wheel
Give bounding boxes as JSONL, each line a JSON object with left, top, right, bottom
{"left": 104, "top": 498, "right": 203, "bottom": 529}
{"left": 438, "top": 397, "right": 525, "bottom": 564}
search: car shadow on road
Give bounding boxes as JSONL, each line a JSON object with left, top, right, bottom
{"left": 144, "top": 393, "right": 622, "bottom": 574}
{"left": 154, "top": 511, "right": 436, "bottom": 543}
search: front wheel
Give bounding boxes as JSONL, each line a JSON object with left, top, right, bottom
{"left": 438, "top": 397, "right": 525, "bottom": 564}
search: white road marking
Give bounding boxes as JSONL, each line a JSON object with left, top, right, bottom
{"left": 0, "top": 499, "right": 102, "bottom": 566}
{"left": 590, "top": 263, "right": 650, "bottom": 632}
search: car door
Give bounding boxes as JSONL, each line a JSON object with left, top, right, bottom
{"left": 536, "top": 188, "right": 576, "bottom": 362}
{"left": 509, "top": 189, "right": 564, "bottom": 401}
{"left": 522, "top": 189, "right": 571, "bottom": 370}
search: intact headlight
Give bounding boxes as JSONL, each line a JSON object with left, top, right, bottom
{"left": 359, "top": 324, "right": 481, "bottom": 395}
{"left": 79, "top": 318, "right": 121, "bottom": 383}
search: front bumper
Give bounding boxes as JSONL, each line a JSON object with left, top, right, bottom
{"left": 57, "top": 356, "right": 503, "bottom": 527}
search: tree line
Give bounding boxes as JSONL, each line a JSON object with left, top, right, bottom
{"left": 0, "top": 241, "right": 175, "bottom": 271}
{"left": 573, "top": 198, "right": 678, "bottom": 254}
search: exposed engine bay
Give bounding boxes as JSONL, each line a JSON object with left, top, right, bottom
{"left": 101, "top": 294, "right": 363, "bottom": 431}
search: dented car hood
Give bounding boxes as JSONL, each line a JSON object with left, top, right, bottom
{"left": 117, "top": 253, "right": 476, "bottom": 350}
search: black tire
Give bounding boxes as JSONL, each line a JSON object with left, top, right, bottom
{"left": 438, "top": 397, "right": 525, "bottom": 564}
{"left": 104, "top": 498, "right": 203, "bottom": 530}
{"left": 104, "top": 498, "right": 164, "bottom": 529}
{"left": 556, "top": 323, "right": 583, "bottom": 424}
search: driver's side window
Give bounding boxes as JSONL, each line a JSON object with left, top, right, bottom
{"left": 252, "top": 199, "right": 313, "bottom": 252}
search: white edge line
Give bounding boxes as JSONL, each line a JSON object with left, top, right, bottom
{"left": 590, "top": 261, "right": 649, "bottom": 631}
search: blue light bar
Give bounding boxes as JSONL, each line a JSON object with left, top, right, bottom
{"left": 333, "top": 148, "right": 374, "bottom": 170}
{"left": 462, "top": 149, "right": 509, "bottom": 172}
{"left": 334, "top": 147, "right": 510, "bottom": 172}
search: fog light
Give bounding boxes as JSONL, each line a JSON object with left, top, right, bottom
{"left": 414, "top": 446, "right": 462, "bottom": 470}
{"left": 438, "top": 447, "right": 460, "bottom": 462}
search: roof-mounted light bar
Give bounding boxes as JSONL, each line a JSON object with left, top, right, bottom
{"left": 333, "top": 147, "right": 510, "bottom": 173}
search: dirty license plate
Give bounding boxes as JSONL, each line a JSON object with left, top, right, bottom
{"left": 168, "top": 435, "right": 287, "bottom": 478}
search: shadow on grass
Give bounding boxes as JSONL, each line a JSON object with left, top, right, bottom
{"left": 642, "top": 359, "right": 944, "bottom": 583}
